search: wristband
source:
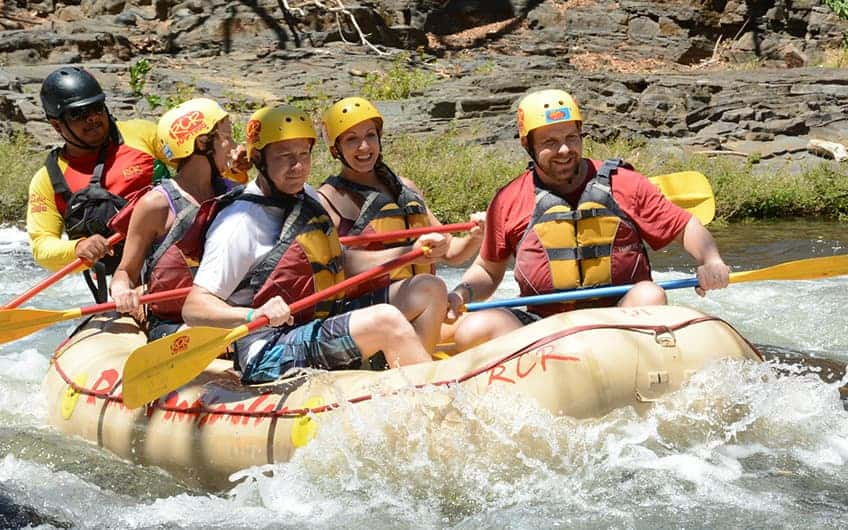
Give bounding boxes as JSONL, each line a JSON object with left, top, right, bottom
{"left": 246, "top": 309, "right": 255, "bottom": 323}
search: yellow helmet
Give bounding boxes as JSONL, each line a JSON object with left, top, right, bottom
{"left": 245, "top": 105, "right": 317, "bottom": 160}
{"left": 321, "top": 97, "right": 383, "bottom": 147}
{"left": 158, "top": 98, "right": 228, "bottom": 162}
{"left": 517, "top": 89, "right": 582, "bottom": 140}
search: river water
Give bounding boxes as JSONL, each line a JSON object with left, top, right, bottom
{"left": 0, "top": 220, "right": 846, "bottom": 529}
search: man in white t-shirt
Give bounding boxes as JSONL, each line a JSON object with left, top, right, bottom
{"left": 182, "top": 106, "right": 450, "bottom": 383}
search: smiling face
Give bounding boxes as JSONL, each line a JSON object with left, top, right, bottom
{"left": 335, "top": 119, "right": 381, "bottom": 177}
{"left": 260, "top": 138, "right": 313, "bottom": 195}
{"left": 51, "top": 102, "right": 110, "bottom": 150}
{"left": 525, "top": 120, "right": 584, "bottom": 193}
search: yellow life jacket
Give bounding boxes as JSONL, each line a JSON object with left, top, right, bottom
{"left": 236, "top": 193, "right": 345, "bottom": 324}
{"left": 514, "top": 159, "right": 652, "bottom": 315}
{"left": 322, "top": 171, "right": 432, "bottom": 296}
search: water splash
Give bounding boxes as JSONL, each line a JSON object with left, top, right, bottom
{"left": 217, "top": 359, "right": 848, "bottom": 527}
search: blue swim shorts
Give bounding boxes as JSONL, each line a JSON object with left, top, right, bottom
{"left": 236, "top": 312, "right": 362, "bottom": 384}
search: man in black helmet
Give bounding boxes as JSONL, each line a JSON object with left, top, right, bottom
{"left": 26, "top": 66, "right": 167, "bottom": 302}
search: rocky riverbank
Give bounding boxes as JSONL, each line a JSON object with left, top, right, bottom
{"left": 1, "top": 1, "right": 847, "bottom": 211}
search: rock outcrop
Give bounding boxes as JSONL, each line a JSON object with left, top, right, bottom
{"left": 1, "top": 0, "right": 846, "bottom": 166}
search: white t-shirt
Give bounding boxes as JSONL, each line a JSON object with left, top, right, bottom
{"left": 193, "top": 183, "right": 320, "bottom": 306}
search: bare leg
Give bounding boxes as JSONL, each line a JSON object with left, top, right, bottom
{"left": 452, "top": 308, "right": 523, "bottom": 351}
{"left": 349, "top": 304, "right": 432, "bottom": 366}
{"left": 618, "top": 280, "right": 667, "bottom": 307}
{"left": 439, "top": 316, "right": 463, "bottom": 345}
{"left": 388, "top": 274, "right": 448, "bottom": 353}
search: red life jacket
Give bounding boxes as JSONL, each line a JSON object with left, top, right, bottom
{"left": 143, "top": 178, "right": 229, "bottom": 322}
{"left": 514, "top": 158, "right": 652, "bottom": 317}
{"left": 178, "top": 188, "right": 345, "bottom": 325}
{"left": 321, "top": 169, "right": 432, "bottom": 298}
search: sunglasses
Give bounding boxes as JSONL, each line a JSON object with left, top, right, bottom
{"left": 64, "top": 102, "right": 106, "bottom": 122}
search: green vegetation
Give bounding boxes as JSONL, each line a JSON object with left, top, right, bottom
{"left": 285, "top": 81, "right": 333, "bottom": 116}
{"left": 360, "top": 52, "right": 438, "bottom": 100}
{"left": 0, "top": 132, "right": 42, "bottom": 223}
{"left": 3, "top": 124, "right": 846, "bottom": 224}
{"left": 128, "top": 58, "right": 152, "bottom": 97}
{"left": 824, "top": 0, "right": 848, "bottom": 19}
{"left": 222, "top": 90, "right": 262, "bottom": 114}
{"left": 381, "top": 130, "right": 524, "bottom": 222}
{"left": 127, "top": 59, "right": 200, "bottom": 110}
{"left": 587, "top": 138, "right": 848, "bottom": 222}
{"left": 824, "top": 0, "right": 848, "bottom": 57}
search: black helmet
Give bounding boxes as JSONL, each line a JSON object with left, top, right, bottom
{"left": 40, "top": 67, "right": 106, "bottom": 119}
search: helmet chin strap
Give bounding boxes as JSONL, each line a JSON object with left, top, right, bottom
{"left": 60, "top": 114, "right": 113, "bottom": 151}
{"left": 524, "top": 135, "right": 540, "bottom": 167}
{"left": 196, "top": 131, "right": 227, "bottom": 186}
{"left": 255, "top": 151, "right": 291, "bottom": 199}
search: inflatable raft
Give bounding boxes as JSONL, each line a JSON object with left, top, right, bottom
{"left": 42, "top": 305, "right": 762, "bottom": 489}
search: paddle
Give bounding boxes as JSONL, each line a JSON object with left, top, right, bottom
{"left": 339, "top": 171, "right": 714, "bottom": 249}
{"left": 0, "top": 287, "right": 191, "bottom": 345}
{"left": 3, "top": 233, "right": 125, "bottom": 309}
{"left": 648, "top": 171, "right": 714, "bottom": 226}
{"left": 340, "top": 221, "right": 478, "bottom": 247}
{"left": 465, "top": 254, "right": 848, "bottom": 311}
{"left": 121, "top": 247, "right": 429, "bottom": 409}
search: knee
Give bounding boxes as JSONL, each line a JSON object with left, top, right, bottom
{"left": 454, "top": 311, "right": 503, "bottom": 349}
{"left": 408, "top": 274, "right": 447, "bottom": 300}
{"left": 621, "top": 281, "right": 667, "bottom": 307}
{"left": 370, "top": 303, "right": 416, "bottom": 337}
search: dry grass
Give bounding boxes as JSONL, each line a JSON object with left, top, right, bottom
{"left": 819, "top": 47, "right": 848, "bottom": 68}
{"left": 569, "top": 51, "right": 677, "bottom": 73}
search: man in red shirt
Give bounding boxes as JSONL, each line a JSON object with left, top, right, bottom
{"left": 446, "top": 89, "right": 730, "bottom": 350}
{"left": 27, "top": 66, "right": 164, "bottom": 302}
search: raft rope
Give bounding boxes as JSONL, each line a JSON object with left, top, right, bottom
{"left": 51, "top": 315, "right": 761, "bottom": 418}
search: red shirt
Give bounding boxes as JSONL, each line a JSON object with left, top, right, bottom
{"left": 54, "top": 141, "right": 154, "bottom": 214}
{"left": 482, "top": 159, "right": 692, "bottom": 263}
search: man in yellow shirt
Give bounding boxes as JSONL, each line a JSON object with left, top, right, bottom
{"left": 26, "top": 66, "right": 166, "bottom": 302}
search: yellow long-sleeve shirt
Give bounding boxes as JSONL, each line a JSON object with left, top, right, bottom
{"left": 26, "top": 119, "right": 160, "bottom": 271}
{"left": 27, "top": 118, "right": 250, "bottom": 271}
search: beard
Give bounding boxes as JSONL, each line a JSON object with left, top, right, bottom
{"left": 537, "top": 156, "right": 582, "bottom": 189}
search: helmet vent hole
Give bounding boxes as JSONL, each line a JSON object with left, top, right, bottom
{"left": 342, "top": 109, "right": 348, "bottom": 113}
{"left": 285, "top": 117, "right": 292, "bottom": 122}
{"left": 543, "top": 104, "right": 549, "bottom": 108}
{"left": 558, "top": 100, "right": 563, "bottom": 105}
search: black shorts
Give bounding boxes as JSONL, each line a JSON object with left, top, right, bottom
{"left": 508, "top": 308, "right": 542, "bottom": 326}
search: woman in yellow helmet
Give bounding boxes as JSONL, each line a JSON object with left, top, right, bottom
{"left": 317, "top": 97, "right": 484, "bottom": 336}
{"left": 109, "top": 98, "right": 248, "bottom": 339}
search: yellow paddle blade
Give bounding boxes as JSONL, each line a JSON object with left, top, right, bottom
{"left": 731, "top": 254, "right": 848, "bottom": 284}
{"left": 649, "top": 171, "right": 715, "bottom": 226}
{"left": 122, "top": 324, "right": 250, "bottom": 409}
{"left": 0, "top": 308, "right": 83, "bottom": 345}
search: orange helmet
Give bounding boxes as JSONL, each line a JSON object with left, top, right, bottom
{"left": 517, "top": 89, "right": 582, "bottom": 139}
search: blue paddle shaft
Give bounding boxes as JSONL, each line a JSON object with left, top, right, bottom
{"left": 465, "top": 277, "right": 701, "bottom": 311}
